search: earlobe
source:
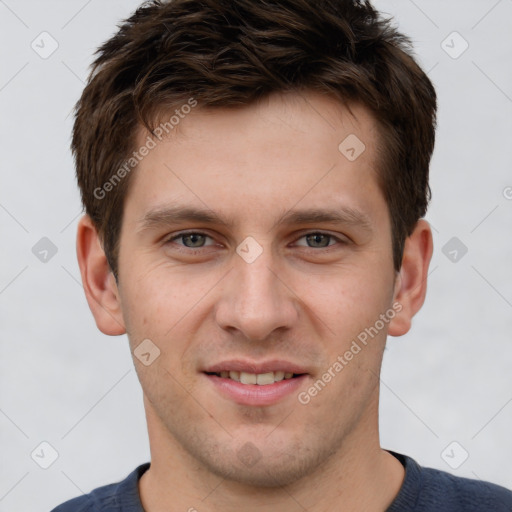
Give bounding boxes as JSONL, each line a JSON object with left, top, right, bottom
{"left": 76, "top": 215, "right": 126, "bottom": 335}
{"left": 388, "top": 219, "right": 433, "bottom": 337}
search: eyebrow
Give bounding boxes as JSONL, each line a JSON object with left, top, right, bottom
{"left": 137, "top": 204, "right": 373, "bottom": 234}
{"left": 138, "top": 206, "right": 229, "bottom": 232}
{"left": 275, "top": 207, "right": 373, "bottom": 233}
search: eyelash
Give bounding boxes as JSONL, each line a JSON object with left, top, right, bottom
{"left": 164, "top": 231, "right": 348, "bottom": 251}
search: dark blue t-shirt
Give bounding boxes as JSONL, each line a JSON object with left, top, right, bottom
{"left": 51, "top": 452, "right": 512, "bottom": 511}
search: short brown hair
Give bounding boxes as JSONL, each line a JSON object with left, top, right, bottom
{"left": 72, "top": 0, "right": 437, "bottom": 278}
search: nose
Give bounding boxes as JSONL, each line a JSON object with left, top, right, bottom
{"left": 214, "top": 245, "right": 299, "bottom": 342}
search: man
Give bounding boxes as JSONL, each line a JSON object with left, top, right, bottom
{"left": 52, "top": 0, "right": 512, "bottom": 510}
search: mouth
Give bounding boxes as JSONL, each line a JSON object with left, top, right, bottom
{"left": 204, "top": 370, "right": 304, "bottom": 385}
{"left": 202, "top": 360, "right": 309, "bottom": 406}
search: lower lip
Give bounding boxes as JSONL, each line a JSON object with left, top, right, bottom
{"left": 204, "top": 373, "right": 308, "bottom": 406}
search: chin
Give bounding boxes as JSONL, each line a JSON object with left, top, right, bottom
{"left": 206, "top": 458, "right": 311, "bottom": 488}
{"left": 190, "top": 438, "right": 331, "bottom": 488}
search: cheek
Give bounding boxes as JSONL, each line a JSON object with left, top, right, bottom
{"left": 118, "top": 263, "right": 217, "bottom": 375}
{"left": 118, "top": 274, "right": 176, "bottom": 357}
{"left": 306, "top": 265, "right": 393, "bottom": 333}
{"left": 119, "top": 259, "right": 184, "bottom": 323}
{"left": 121, "top": 275, "right": 202, "bottom": 399}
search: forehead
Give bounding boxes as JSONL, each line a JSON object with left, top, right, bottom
{"left": 124, "top": 91, "right": 385, "bottom": 230}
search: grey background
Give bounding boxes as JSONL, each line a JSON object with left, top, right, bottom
{"left": 1, "top": 1, "right": 511, "bottom": 510}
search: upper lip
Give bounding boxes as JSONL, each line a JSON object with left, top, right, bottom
{"left": 203, "top": 359, "right": 309, "bottom": 375}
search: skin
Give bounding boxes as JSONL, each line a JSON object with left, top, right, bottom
{"left": 77, "top": 91, "right": 433, "bottom": 511}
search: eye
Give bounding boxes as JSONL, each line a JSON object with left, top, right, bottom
{"left": 166, "top": 232, "right": 215, "bottom": 248}
{"left": 295, "top": 232, "right": 344, "bottom": 248}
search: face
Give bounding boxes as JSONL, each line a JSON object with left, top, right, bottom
{"left": 114, "top": 92, "right": 401, "bottom": 487}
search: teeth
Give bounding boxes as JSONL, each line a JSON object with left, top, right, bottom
{"left": 274, "top": 371, "right": 285, "bottom": 382}
{"left": 256, "top": 372, "right": 274, "bottom": 385}
{"left": 217, "top": 370, "right": 297, "bottom": 385}
{"left": 240, "top": 372, "right": 257, "bottom": 384}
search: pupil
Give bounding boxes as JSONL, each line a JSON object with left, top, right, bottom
{"left": 184, "top": 234, "right": 204, "bottom": 247}
{"left": 307, "top": 233, "right": 329, "bottom": 248}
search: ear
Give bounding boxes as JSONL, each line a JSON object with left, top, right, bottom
{"left": 76, "top": 215, "right": 126, "bottom": 335}
{"left": 388, "top": 219, "right": 433, "bottom": 337}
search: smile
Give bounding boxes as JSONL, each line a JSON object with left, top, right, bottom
{"left": 206, "top": 370, "right": 301, "bottom": 385}
{"left": 203, "top": 372, "right": 308, "bottom": 406}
